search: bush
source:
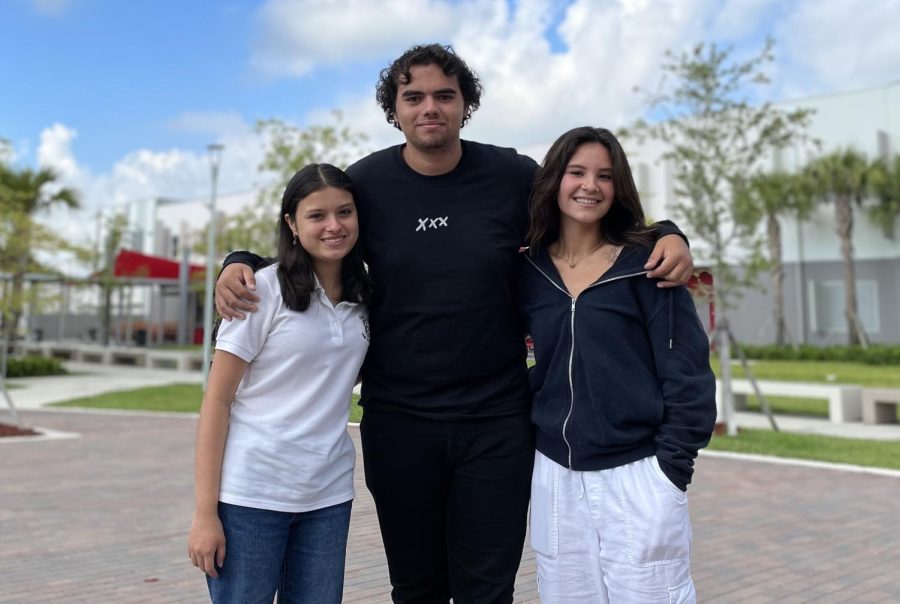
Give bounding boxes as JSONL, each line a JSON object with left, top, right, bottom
{"left": 737, "top": 344, "right": 900, "bottom": 365}
{"left": 4, "top": 356, "right": 68, "bottom": 378}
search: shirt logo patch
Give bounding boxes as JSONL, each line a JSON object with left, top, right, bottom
{"left": 416, "top": 216, "right": 448, "bottom": 232}
{"left": 359, "top": 313, "right": 370, "bottom": 342}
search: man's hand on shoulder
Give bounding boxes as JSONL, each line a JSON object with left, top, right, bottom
{"left": 645, "top": 234, "right": 694, "bottom": 288}
{"left": 215, "top": 263, "right": 260, "bottom": 320}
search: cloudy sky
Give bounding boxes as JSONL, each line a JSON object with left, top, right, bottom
{"left": 3, "top": 0, "right": 900, "bottom": 265}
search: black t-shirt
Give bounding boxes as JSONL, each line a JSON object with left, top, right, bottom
{"left": 345, "top": 141, "right": 536, "bottom": 418}
{"left": 225, "top": 141, "right": 685, "bottom": 419}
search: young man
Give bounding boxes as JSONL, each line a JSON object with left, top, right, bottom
{"left": 215, "top": 44, "right": 694, "bottom": 604}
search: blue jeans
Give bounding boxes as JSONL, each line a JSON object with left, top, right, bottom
{"left": 207, "top": 500, "right": 352, "bottom": 604}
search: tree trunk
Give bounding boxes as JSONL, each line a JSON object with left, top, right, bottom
{"left": 767, "top": 213, "right": 787, "bottom": 346}
{"left": 4, "top": 275, "right": 23, "bottom": 343}
{"left": 101, "top": 282, "right": 113, "bottom": 346}
{"left": 834, "top": 195, "right": 863, "bottom": 345}
{"left": 717, "top": 315, "right": 737, "bottom": 437}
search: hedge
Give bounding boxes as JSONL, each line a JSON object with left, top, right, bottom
{"left": 4, "top": 356, "right": 68, "bottom": 378}
{"left": 736, "top": 344, "right": 900, "bottom": 366}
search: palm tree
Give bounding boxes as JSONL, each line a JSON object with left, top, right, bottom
{"left": 735, "top": 171, "right": 814, "bottom": 346}
{"left": 804, "top": 149, "right": 874, "bottom": 346}
{"left": 0, "top": 164, "right": 80, "bottom": 342}
{"left": 870, "top": 155, "right": 900, "bottom": 239}
{"left": 98, "top": 213, "right": 128, "bottom": 346}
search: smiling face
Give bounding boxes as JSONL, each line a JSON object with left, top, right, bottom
{"left": 557, "top": 142, "right": 615, "bottom": 230}
{"left": 393, "top": 63, "right": 465, "bottom": 154}
{"left": 284, "top": 186, "right": 359, "bottom": 268}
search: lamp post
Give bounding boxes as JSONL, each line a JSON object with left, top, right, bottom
{"left": 202, "top": 144, "right": 224, "bottom": 389}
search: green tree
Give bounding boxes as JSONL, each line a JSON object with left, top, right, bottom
{"left": 97, "top": 213, "right": 129, "bottom": 346}
{"left": 212, "top": 112, "right": 369, "bottom": 258}
{"left": 629, "top": 38, "right": 814, "bottom": 435}
{"left": 734, "top": 171, "right": 814, "bottom": 346}
{"left": 0, "top": 163, "right": 80, "bottom": 342}
{"left": 804, "top": 149, "right": 877, "bottom": 346}
{"left": 869, "top": 154, "right": 900, "bottom": 239}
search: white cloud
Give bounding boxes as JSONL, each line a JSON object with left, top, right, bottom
{"left": 0, "top": 139, "right": 15, "bottom": 164}
{"left": 708, "top": 0, "right": 779, "bottom": 40}
{"left": 250, "top": 0, "right": 460, "bottom": 78}
{"left": 37, "top": 123, "right": 83, "bottom": 181}
{"left": 775, "top": 0, "right": 900, "bottom": 96}
{"left": 249, "top": 0, "right": 795, "bottom": 157}
{"left": 254, "top": 0, "right": 891, "bottom": 158}
{"left": 452, "top": 0, "right": 715, "bottom": 152}
{"left": 28, "top": 121, "right": 267, "bottom": 277}
{"left": 30, "top": 0, "right": 899, "bottom": 278}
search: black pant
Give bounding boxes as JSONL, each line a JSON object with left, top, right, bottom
{"left": 360, "top": 408, "right": 534, "bottom": 604}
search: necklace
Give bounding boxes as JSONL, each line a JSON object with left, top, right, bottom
{"left": 552, "top": 241, "right": 606, "bottom": 269}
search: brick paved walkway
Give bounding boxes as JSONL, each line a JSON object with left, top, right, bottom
{"left": 2, "top": 410, "right": 899, "bottom": 603}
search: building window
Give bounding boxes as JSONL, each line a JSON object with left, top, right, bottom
{"left": 808, "top": 279, "right": 880, "bottom": 333}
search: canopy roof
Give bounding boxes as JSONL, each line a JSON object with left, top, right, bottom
{"left": 113, "top": 249, "right": 205, "bottom": 282}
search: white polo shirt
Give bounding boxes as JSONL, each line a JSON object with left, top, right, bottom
{"left": 214, "top": 264, "right": 369, "bottom": 513}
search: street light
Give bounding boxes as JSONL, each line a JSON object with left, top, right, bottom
{"left": 202, "top": 143, "right": 224, "bottom": 389}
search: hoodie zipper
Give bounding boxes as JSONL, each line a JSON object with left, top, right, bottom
{"left": 525, "top": 256, "right": 647, "bottom": 469}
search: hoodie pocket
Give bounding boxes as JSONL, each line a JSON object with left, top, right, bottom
{"left": 650, "top": 455, "right": 688, "bottom": 499}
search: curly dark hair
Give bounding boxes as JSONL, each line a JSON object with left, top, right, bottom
{"left": 277, "top": 164, "right": 373, "bottom": 311}
{"left": 375, "top": 43, "right": 483, "bottom": 130}
{"left": 526, "top": 127, "right": 652, "bottom": 253}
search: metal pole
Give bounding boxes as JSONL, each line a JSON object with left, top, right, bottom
{"left": 0, "top": 337, "right": 22, "bottom": 427}
{"left": 202, "top": 144, "right": 224, "bottom": 388}
{"left": 178, "top": 244, "right": 189, "bottom": 345}
{"left": 795, "top": 214, "right": 808, "bottom": 345}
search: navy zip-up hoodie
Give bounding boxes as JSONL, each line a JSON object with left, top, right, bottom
{"left": 517, "top": 243, "right": 716, "bottom": 491}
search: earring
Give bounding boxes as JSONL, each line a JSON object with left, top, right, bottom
{"left": 292, "top": 233, "right": 298, "bottom": 246}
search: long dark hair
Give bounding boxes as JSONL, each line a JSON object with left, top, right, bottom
{"left": 376, "top": 43, "right": 483, "bottom": 130}
{"left": 277, "top": 164, "right": 373, "bottom": 311}
{"left": 526, "top": 126, "right": 652, "bottom": 253}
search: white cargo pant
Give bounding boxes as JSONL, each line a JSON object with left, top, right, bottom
{"left": 530, "top": 451, "right": 696, "bottom": 603}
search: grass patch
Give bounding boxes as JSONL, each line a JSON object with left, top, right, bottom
{"left": 737, "top": 395, "right": 828, "bottom": 417}
{"left": 52, "top": 384, "right": 204, "bottom": 413}
{"left": 708, "top": 428, "right": 900, "bottom": 470}
{"left": 711, "top": 358, "right": 900, "bottom": 388}
{"left": 349, "top": 395, "right": 362, "bottom": 423}
{"left": 156, "top": 344, "right": 203, "bottom": 352}
{"left": 46, "top": 359, "right": 900, "bottom": 469}
{"left": 711, "top": 359, "right": 900, "bottom": 420}
{"left": 51, "top": 383, "right": 365, "bottom": 421}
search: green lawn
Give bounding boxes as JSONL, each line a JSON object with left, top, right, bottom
{"left": 52, "top": 384, "right": 205, "bottom": 413}
{"left": 51, "top": 384, "right": 364, "bottom": 422}
{"left": 708, "top": 428, "right": 900, "bottom": 470}
{"left": 711, "top": 358, "right": 900, "bottom": 388}
{"left": 710, "top": 359, "right": 900, "bottom": 420}
{"left": 45, "top": 359, "right": 900, "bottom": 470}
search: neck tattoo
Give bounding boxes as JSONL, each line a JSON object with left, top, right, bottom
{"left": 553, "top": 241, "right": 619, "bottom": 269}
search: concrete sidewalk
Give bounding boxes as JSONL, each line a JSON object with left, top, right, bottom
{"left": 5, "top": 362, "right": 900, "bottom": 441}
{"left": 2, "top": 410, "right": 900, "bottom": 603}
{"left": 3, "top": 362, "right": 203, "bottom": 411}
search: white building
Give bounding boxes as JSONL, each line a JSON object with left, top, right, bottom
{"left": 134, "top": 82, "right": 900, "bottom": 346}
{"left": 607, "top": 81, "right": 900, "bottom": 346}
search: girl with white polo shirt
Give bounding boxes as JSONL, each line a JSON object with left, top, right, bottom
{"left": 188, "top": 163, "right": 373, "bottom": 604}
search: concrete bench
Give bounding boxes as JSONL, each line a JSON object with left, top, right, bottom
{"left": 716, "top": 379, "right": 863, "bottom": 424}
{"left": 10, "top": 341, "right": 202, "bottom": 372}
{"left": 861, "top": 388, "right": 900, "bottom": 424}
{"left": 147, "top": 351, "right": 202, "bottom": 371}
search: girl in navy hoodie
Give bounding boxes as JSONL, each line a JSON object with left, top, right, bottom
{"left": 518, "top": 127, "right": 716, "bottom": 603}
